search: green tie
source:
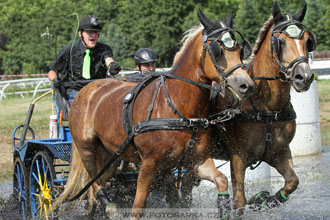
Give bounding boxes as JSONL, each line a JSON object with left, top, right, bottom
{"left": 82, "top": 49, "right": 91, "bottom": 79}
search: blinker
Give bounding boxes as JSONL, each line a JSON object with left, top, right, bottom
{"left": 283, "top": 25, "right": 303, "bottom": 38}
{"left": 219, "top": 32, "right": 236, "bottom": 49}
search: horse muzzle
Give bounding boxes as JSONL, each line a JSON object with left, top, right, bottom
{"left": 290, "top": 62, "right": 314, "bottom": 92}
{"left": 227, "top": 73, "right": 255, "bottom": 100}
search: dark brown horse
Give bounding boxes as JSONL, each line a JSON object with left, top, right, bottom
{"left": 196, "top": 0, "right": 316, "bottom": 217}
{"left": 54, "top": 9, "right": 254, "bottom": 219}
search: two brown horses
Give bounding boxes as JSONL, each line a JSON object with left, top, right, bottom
{"left": 55, "top": 9, "right": 254, "bottom": 219}
{"left": 196, "top": 0, "right": 316, "bottom": 217}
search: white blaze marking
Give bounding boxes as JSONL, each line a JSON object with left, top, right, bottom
{"left": 295, "top": 39, "right": 304, "bottom": 55}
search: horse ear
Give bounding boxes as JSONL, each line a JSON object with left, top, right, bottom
{"left": 272, "top": 0, "right": 281, "bottom": 19}
{"left": 292, "top": 0, "right": 307, "bottom": 22}
{"left": 197, "top": 8, "right": 213, "bottom": 30}
{"left": 225, "top": 13, "right": 232, "bottom": 28}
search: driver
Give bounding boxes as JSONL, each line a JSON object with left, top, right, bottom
{"left": 48, "top": 15, "right": 121, "bottom": 105}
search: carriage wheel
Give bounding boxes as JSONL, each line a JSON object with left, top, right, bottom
{"left": 29, "top": 151, "right": 57, "bottom": 219}
{"left": 13, "top": 157, "right": 29, "bottom": 220}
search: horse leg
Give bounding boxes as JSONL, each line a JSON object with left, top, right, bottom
{"left": 132, "top": 159, "right": 158, "bottom": 220}
{"left": 75, "top": 141, "right": 116, "bottom": 217}
{"left": 230, "top": 154, "right": 247, "bottom": 215}
{"left": 266, "top": 149, "right": 298, "bottom": 207}
{"left": 94, "top": 147, "right": 122, "bottom": 217}
{"left": 249, "top": 149, "right": 298, "bottom": 209}
{"left": 177, "top": 171, "right": 201, "bottom": 208}
{"left": 196, "top": 158, "right": 231, "bottom": 219}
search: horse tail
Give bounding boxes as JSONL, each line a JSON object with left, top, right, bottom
{"left": 53, "top": 141, "right": 94, "bottom": 211}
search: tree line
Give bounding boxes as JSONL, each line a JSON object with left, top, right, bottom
{"left": 0, "top": 0, "right": 329, "bottom": 75}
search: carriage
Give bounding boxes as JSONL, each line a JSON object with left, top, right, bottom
{"left": 12, "top": 88, "right": 85, "bottom": 219}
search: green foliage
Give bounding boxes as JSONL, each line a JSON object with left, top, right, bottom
{"left": 234, "top": 0, "right": 273, "bottom": 44}
{"left": 0, "top": 0, "right": 329, "bottom": 75}
{"left": 304, "top": 0, "right": 329, "bottom": 51}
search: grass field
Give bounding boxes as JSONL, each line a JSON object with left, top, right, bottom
{"left": 0, "top": 93, "right": 52, "bottom": 144}
{"left": 317, "top": 79, "right": 330, "bottom": 146}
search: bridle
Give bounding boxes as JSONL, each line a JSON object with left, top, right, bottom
{"left": 270, "top": 18, "right": 315, "bottom": 83}
{"left": 202, "top": 26, "right": 248, "bottom": 97}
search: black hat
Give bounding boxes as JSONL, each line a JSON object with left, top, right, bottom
{"left": 79, "top": 15, "right": 102, "bottom": 32}
{"left": 134, "top": 48, "right": 157, "bottom": 64}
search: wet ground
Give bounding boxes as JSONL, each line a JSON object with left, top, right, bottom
{"left": 191, "top": 146, "right": 330, "bottom": 220}
{"left": 1, "top": 146, "right": 329, "bottom": 219}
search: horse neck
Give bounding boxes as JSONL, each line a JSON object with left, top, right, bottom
{"left": 167, "top": 44, "right": 212, "bottom": 117}
{"left": 250, "top": 34, "right": 291, "bottom": 111}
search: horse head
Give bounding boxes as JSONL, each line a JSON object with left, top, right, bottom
{"left": 197, "top": 8, "right": 254, "bottom": 100}
{"left": 271, "top": 0, "right": 316, "bottom": 92}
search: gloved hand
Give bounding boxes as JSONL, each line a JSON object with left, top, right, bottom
{"left": 107, "top": 61, "right": 122, "bottom": 75}
{"left": 52, "top": 78, "right": 60, "bottom": 88}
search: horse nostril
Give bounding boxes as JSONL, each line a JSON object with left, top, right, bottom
{"left": 239, "top": 83, "right": 248, "bottom": 94}
{"left": 294, "top": 73, "right": 304, "bottom": 81}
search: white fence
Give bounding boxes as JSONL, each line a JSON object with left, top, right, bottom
{"left": 0, "top": 78, "right": 51, "bottom": 101}
{"left": 0, "top": 68, "right": 172, "bottom": 101}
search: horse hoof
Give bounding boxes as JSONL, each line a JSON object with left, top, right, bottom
{"left": 249, "top": 191, "right": 270, "bottom": 210}
{"left": 96, "top": 187, "right": 119, "bottom": 217}
{"left": 105, "top": 203, "right": 119, "bottom": 218}
{"left": 217, "top": 192, "right": 231, "bottom": 219}
{"left": 266, "top": 189, "right": 288, "bottom": 208}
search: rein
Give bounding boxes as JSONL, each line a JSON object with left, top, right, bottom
{"left": 68, "top": 71, "right": 226, "bottom": 202}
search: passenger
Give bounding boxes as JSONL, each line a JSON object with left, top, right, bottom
{"left": 48, "top": 15, "right": 121, "bottom": 105}
{"left": 126, "top": 48, "right": 158, "bottom": 81}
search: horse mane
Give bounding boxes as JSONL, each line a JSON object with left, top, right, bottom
{"left": 173, "top": 25, "right": 203, "bottom": 64}
{"left": 251, "top": 16, "right": 274, "bottom": 59}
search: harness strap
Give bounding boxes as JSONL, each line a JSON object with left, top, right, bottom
{"left": 236, "top": 106, "right": 296, "bottom": 123}
{"left": 253, "top": 75, "right": 280, "bottom": 81}
{"left": 162, "top": 72, "right": 212, "bottom": 90}
{"left": 175, "top": 129, "right": 197, "bottom": 189}
{"left": 160, "top": 75, "right": 188, "bottom": 120}
{"left": 209, "top": 82, "right": 221, "bottom": 115}
{"left": 133, "top": 118, "right": 209, "bottom": 134}
{"left": 250, "top": 120, "right": 272, "bottom": 170}
{"left": 247, "top": 102, "right": 296, "bottom": 170}
{"left": 123, "top": 75, "right": 158, "bottom": 135}
{"left": 146, "top": 79, "right": 161, "bottom": 120}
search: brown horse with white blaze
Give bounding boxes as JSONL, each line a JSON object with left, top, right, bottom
{"left": 54, "top": 9, "right": 254, "bottom": 219}
{"left": 197, "top": 0, "right": 316, "bottom": 216}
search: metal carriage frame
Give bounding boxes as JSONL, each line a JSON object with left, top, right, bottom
{"left": 12, "top": 89, "right": 73, "bottom": 220}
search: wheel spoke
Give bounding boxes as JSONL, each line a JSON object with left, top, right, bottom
{"left": 36, "top": 159, "right": 43, "bottom": 186}
{"left": 32, "top": 171, "right": 42, "bottom": 187}
{"left": 13, "top": 158, "right": 28, "bottom": 220}
{"left": 30, "top": 152, "right": 56, "bottom": 219}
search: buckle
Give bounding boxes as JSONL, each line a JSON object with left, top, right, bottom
{"left": 257, "top": 113, "right": 262, "bottom": 121}
{"left": 188, "top": 118, "right": 209, "bottom": 129}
